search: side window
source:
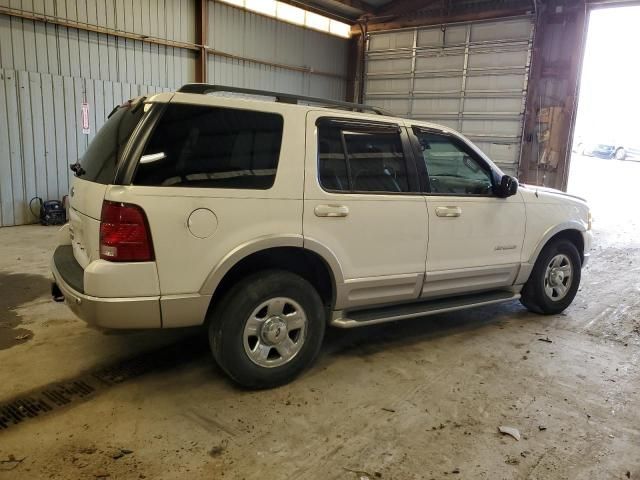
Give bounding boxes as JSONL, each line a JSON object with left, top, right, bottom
{"left": 133, "top": 104, "right": 283, "bottom": 189}
{"left": 344, "top": 131, "right": 409, "bottom": 193}
{"left": 414, "top": 130, "right": 493, "bottom": 195}
{"left": 318, "top": 126, "right": 350, "bottom": 191}
{"left": 318, "top": 123, "right": 410, "bottom": 193}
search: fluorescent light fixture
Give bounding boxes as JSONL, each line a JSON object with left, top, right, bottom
{"left": 277, "top": 2, "right": 305, "bottom": 25}
{"left": 246, "top": 0, "right": 276, "bottom": 16}
{"left": 329, "top": 20, "right": 351, "bottom": 38}
{"left": 305, "top": 11, "right": 330, "bottom": 32}
{"left": 219, "top": 0, "right": 245, "bottom": 7}
{"left": 219, "top": 0, "right": 350, "bottom": 38}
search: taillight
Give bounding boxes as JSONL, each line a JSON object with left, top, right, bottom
{"left": 100, "top": 200, "right": 154, "bottom": 262}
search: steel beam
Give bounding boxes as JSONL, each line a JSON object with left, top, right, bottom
{"left": 195, "top": 0, "right": 208, "bottom": 83}
{"left": 0, "top": 5, "right": 346, "bottom": 81}
{"left": 345, "top": 34, "right": 360, "bottom": 101}
{"left": 204, "top": 47, "right": 346, "bottom": 79}
{"left": 356, "top": 8, "right": 532, "bottom": 33}
{"left": 329, "top": 0, "right": 376, "bottom": 14}
{"left": 0, "top": 5, "right": 200, "bottom": 51}
{"left": 376, "top": 0, "right": 442, "bottom": 16}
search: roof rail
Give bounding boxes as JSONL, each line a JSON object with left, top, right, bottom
{"left": 177, "top": 83, "right": 390, "bottom": 116}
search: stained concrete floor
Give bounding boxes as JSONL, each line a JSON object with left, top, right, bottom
{"left": 0, "top": 155, "right": 639, "bottom": 480}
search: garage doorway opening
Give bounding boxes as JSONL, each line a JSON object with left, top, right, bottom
{"left": 567, "top": 5, "right": 640, "bottom": 244}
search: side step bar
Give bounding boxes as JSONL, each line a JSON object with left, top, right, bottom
{"left": 330, "top": 290, "right": 520, "bottom": 328}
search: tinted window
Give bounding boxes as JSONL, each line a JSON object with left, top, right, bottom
{"left": 318, "top": 126, "right": 350, "bottom": 191}
{"left": 415, "top": 131, "right": 493, "bottom": 195}
{"left": 134, "top": 104, "right": 283, "bottom": 189}
{"left": 318, "top": 124, "right": 409, "bottom": 193}
{"left": 345, "top": 131, "right": 409, "bottom": 192}
{"left": 78, "top": 104, "right": 145, "bottom": 184}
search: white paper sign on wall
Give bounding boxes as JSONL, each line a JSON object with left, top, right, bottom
{"left": 81, "top": 102, "right": 90, "bottom": 135}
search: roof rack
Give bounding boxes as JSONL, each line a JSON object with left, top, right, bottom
{"left": 177, "top": 83, "right": 390, "bottom": 116}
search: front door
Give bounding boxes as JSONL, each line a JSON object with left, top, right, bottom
{"left": 303, "top": 113, "right": 428, "bottom": 310}
{"left": 409, "top": 127, "right": 526, "bottom": 298}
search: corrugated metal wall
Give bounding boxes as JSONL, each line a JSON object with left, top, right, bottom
{"left": 0, "top": 70, "right": 173, "bottom": 226}
{"left": 0, "top": 0, "right": 348, "bottom": 226}
{"left": 365, "top": 17, "right": 534, "bottom": 176}
{"left": 0, "top": 0, "right": 197, "bottom": 81}
{"left": 207, "top": 1, "right": 347, "bottom": 100}
{"left": 0, "top": 0, "right": 197, "bottom": 226}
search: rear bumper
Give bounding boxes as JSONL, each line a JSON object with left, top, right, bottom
{"left": 51, "top": 246, "right": 161, "bottom": 329}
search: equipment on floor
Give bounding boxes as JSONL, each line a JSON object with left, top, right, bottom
{"left": 29, "top": 197, "right": 67, "bottom": 226}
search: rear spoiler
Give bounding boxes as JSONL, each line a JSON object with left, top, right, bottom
{"left": 107, "top": 96, "right": 147, "bottom": 119}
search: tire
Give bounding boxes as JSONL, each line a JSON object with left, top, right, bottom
{"left": 614, "top": 147, "right": 626, "bottom": 160}
{"left": 208, "top": 270, "right": 325, "bottom": 389}
{"left": 520, "top": 239, "right": 582, "bottom": 315}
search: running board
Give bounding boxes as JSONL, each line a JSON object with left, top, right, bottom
{"left": 330, "top": 291, "right": 520, "bottom": 328}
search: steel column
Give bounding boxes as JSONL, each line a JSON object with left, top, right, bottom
{"left": 195, "top": 0, "right": 208, "bottom": 83}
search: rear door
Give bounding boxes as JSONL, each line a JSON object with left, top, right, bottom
{"left": 303, "top": 113, "right": 428, "bottom": 310}
{"left": 68, "top": 100, "right": 146, "bottom": 267}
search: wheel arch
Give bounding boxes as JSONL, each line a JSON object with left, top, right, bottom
{"left": 519, "top": 226, "right": 585, "bottom": 315}
{"left": 529, "top": 224, "right": 586, "bottom": 266}
{"left": 200, "top": 237, "right": 343, "bottom": 319}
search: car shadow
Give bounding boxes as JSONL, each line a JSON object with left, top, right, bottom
{"left": 319, "top": 300, "right": 533, "bottom": 363}
{"left": 201, "top": 299, "right": 537, "bottom": 390}
{"left": 0, "top": 300, "right": 538, "bottom": 434}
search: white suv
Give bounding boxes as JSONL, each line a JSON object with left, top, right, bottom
{"left": 51, "top": 84, "right": 592, "bottom": 388}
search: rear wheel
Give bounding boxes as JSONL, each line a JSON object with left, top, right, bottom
{"left": 520, "top": 239, "right": 581, "bottom": 315}
{"left": 614, "top": 147, "right": 626, "bottom": 160}
{"left": 208, "top": 270, "right": 325, "bottom": 388}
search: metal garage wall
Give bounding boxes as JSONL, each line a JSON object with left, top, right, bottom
{"left": 0, "top": 0, "right": 197, "bottom": 226}
{"left": 207, "top": 1, "right": 347, "bottom": 100}
{"left": 0, "top": 69, "right": 172, "bottom": 226}
{"left": 365, "top": 17, "right": 534, "bottom": 176}
{"left": 0, "top": 0, "right": 347, "bottom": 226}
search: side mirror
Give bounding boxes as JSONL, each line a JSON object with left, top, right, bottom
{"left": 497, "top": 175, "right": 518, "bottom": 198}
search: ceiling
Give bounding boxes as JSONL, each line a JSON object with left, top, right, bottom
{"left": 289, "top": 0, "right": 392, "bottom": 21}
{"left": 292, "top": 0, "right": 536, "bottom": 28}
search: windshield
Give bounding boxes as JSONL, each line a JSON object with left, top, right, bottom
{"left": 75, "top": 102, "right": 145, "bottom": 184}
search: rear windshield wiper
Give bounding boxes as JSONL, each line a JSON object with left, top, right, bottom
{"left": 107, "top": 105, "right": 120, "bottom": 119}
{"left": 70, "top": 162, "right": 86, "bottom": 177}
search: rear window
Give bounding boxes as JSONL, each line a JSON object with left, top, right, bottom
{"left": 133, "top": 104, "right": 284, "bottom": 190}
{"left": 78, "top": 103, "right": 145, "bottom": 184}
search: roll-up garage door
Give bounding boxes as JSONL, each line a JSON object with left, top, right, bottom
{"left": 365, "top": 16, "right": 534, "bottom": 176}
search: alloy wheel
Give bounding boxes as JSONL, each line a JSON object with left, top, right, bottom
{"left": 242, "top": 297, "right": 307, "bottom": 368}
{"left": 544, "top": 254, "right": 573, "bottom": 301}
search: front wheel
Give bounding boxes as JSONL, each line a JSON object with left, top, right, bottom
{"left": 520, "top": 239, "right": 582, "bottom": 315}
{"left": 208, "top": 270, "right": 325, "bottom": 389}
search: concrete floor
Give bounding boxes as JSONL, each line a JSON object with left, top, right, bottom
{"left": 0, "top": 155, "right": 639, "bottom": 480}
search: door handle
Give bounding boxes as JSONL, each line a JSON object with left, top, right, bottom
{"left": 314, "top": 204, "right": 349, "bottom": 217}
{"left": 435, "top": 206, "right": 462, "bottom": 218}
